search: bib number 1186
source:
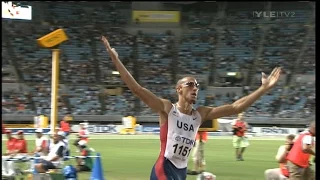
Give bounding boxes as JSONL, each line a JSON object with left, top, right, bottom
{"left": 173, "top": 144, "right": 192, "bottom": 157}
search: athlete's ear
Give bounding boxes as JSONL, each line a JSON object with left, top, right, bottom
{"left": 176, "top": 87, "right": 181, "bottom": 94}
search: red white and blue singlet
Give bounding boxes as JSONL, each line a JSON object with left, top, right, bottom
{"left": 150, "top": 104, "right": 202, "bottom": 180}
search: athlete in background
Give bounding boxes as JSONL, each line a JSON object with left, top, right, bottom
{"left": 35, "top": 132, "right": 65, "bottom": 173}
{"left": 75, "top": 140, "right": 93, "bottom": 172}
{"left": 231, "top": 113, "right": 249, "bottom": 161}
{"left": 31, "top": 128, "right": 48, "bottom": 155}
{"left": 101, "top": 36, "right": 282, "bottom": 180}
{"left": 187, "top": 131, "right": 208, "bottom": 175}
{"left": 60, "top": 117, "right": 71, "bottom": 137}
{"left": 57, "top": 131, "right": 70, "bottom": 157}
{"left": 73, "top": 123, "right": 89, "bottom": 152}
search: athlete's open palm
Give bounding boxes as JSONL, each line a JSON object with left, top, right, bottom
{"left": 101, "top": 36, "right": 118, "bottom": 60}
{"left": 261, "top": 67, "right": 282, "bottom": 90}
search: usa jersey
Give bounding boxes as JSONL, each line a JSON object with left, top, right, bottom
{"left": 161, "top": 104, "right": 202, "bottom": 168}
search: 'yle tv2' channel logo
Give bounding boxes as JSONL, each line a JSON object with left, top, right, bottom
{"left": 253, "top": 11, "right": 296, "bottom": 18}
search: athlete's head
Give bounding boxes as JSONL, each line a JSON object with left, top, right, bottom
{"left": 80, "top": 123, "right": 85, "bottom": 129}
{"left": 175, "top": 77, "right": 199, "bottom": 104}
{"left": 286, "top": 134, "right": 295, "bottom": 144}
{"left": 52, "top": 133, "right": 60, "bottom": 144}
{"left": 309, "top": 120, "right": 315, "bottom": 136}
{"left": 285, "top": 134, "right": 295, "bottom": 151}
{"left": 35, "top": 128, "right": 43, "bottom": 138}
{"left": 17, "top": 130, "right": 24, "bottom": 139}
{"left": 238, "top": 113, "right": 245, "bottom": 121}
{"left": 57, "top": 131, "right": 65, "bottom": 141}
{"left": 5, "top": 130, "right": 12, "bottom": 139}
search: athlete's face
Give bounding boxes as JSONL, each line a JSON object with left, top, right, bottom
{"left": 6, "top": 132, "right": 12, "bottom": 139}
{"left": 53, "top": 134, "right": 59, "bottom": 144}
{"left": 177, "top": 77, "right": 199, "bottom": 104}
{"left": 18, "top": 134, "right": 24, "bottom": 139}
{"left": 238, "top": 113, "right": 244, "bottom": 121}
{"left": 286, "top": 137, "right": 294, "bottom": 144}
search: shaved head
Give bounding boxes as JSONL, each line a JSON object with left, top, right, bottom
{"left": 175, "top": 76, "right": 199, "bottom": 105}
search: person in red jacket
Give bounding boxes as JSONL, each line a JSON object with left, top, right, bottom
{"left": 287, "top": 121, "right": 315, "bottom": 180}
{"left": 3, "top": 130, "right": 17, "bottom": 176}
{"left": 4, "top": 130, "right": 17, "bottom": 155}
{"left": 73, "top": 123, "right": 89, "bottom": 151}
{"left": 231, "top": 113, "right": 249, "bottom": 161}
{"left": 60, "top": 118, "right": 71, "bottom": 137}
{"left": 264, "top": 134, "right": 295, "bottom": 180}
{"left": 15, "top": 130, "right": 28, "bottom": 154}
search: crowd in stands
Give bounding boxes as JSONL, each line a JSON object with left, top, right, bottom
{"left": 2, "top": 2, "right": 315, "bottom": 119}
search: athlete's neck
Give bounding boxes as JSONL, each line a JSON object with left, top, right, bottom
{"left": 176, "top": 101, "right": 193, "bottom": 115}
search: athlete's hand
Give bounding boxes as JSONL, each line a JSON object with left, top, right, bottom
{"left": 101, "top": 36, "right": 119, "bottom": 60}
{"left": 261, "top": 67, "right": 282, "bottom": 91}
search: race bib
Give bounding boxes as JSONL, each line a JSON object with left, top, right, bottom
{"left": 170, "top": 133, "right": 195, "bottom": 161}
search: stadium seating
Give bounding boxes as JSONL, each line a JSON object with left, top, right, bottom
{"left": 1, "top": 3, "right": 315, "bottom": 118}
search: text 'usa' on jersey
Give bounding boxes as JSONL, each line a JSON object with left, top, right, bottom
{"left": 162, "top": 104, "right": 202, "bottom": 169}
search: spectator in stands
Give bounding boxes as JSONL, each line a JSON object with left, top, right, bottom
{"left": 1, "top": 3, "right": 315, "bottom": 118}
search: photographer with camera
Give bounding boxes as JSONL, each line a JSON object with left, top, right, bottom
{"left": 264, "top": 134, "right": 295, "bottom": 180}
{"left": 287, "top": 121, "right": 315, "bottom": 180}
{"left": 231, "top": 113, "right": 249, "bottom": 161}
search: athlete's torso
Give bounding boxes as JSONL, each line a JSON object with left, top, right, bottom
{"left": 79, "top": 129, "right": 89, "bottom": 141}
{"left": 161, "top": 104, "right": 202, "bottom": 168}
{"left": 35, "top": 136, "right": 47, "bottom": 148}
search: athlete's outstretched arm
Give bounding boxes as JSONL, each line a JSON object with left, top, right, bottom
{"left": 200, "top": 67, "right": 282, "bottom": 120}
{"left": 101, "top": 36, "right": 167, "bottom": 112}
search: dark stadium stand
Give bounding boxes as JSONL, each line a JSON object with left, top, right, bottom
{"left": 2, "top": 2, "right": 315, "bottom": 118}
